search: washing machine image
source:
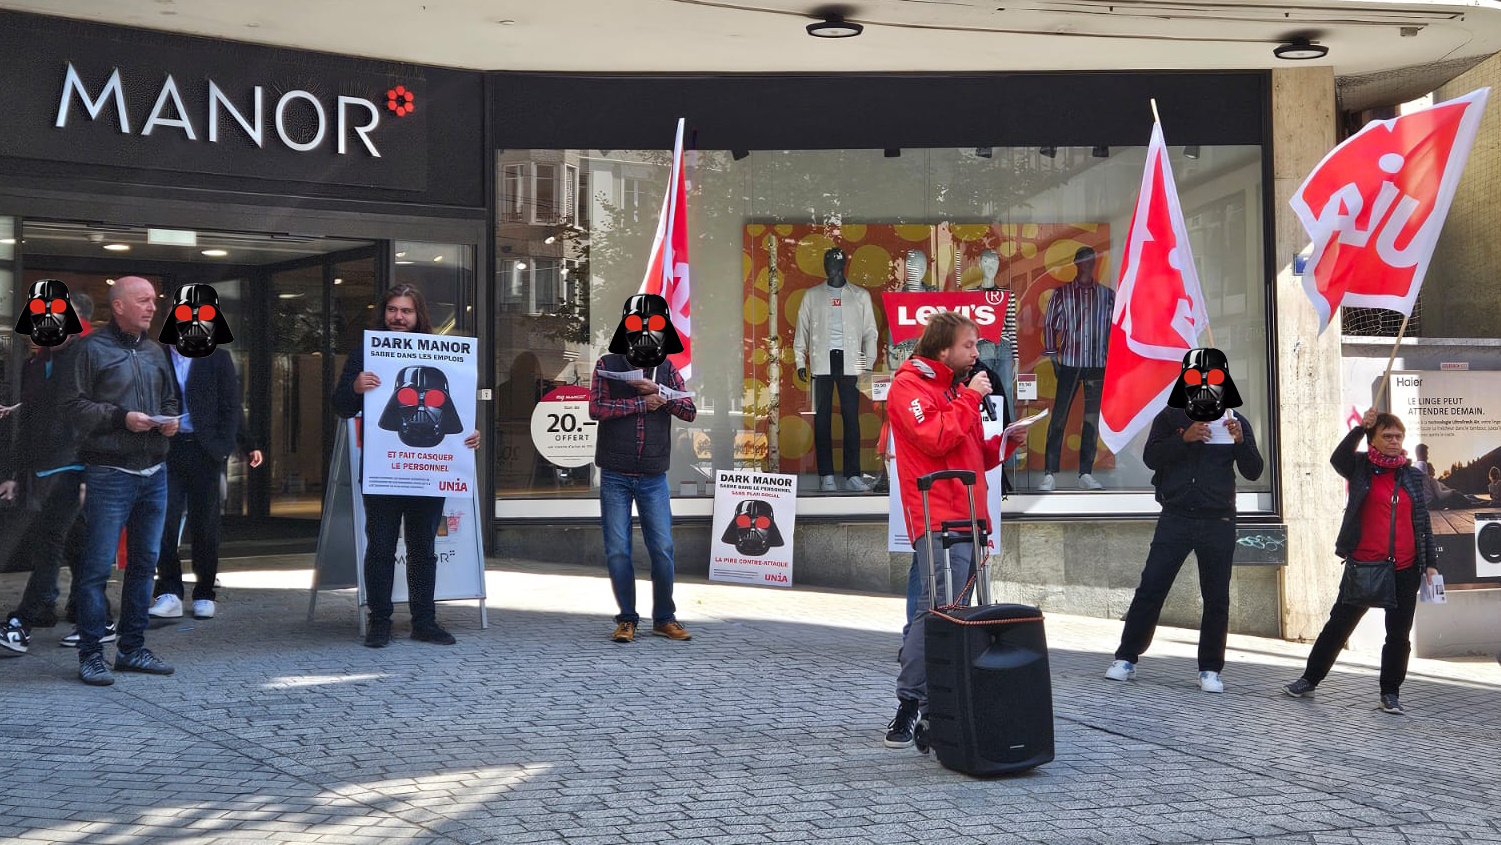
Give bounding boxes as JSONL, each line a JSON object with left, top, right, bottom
{"left": 1476, "top": 513, "right": 1501, "bottom": 579}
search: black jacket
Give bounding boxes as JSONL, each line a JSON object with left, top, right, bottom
{"left": 1144, "top": 407, "right": 1263, "bottom": 518}
{"left": 162, "top": 345, "right": 246, "bottom": 461}
{"left": 62, "top": 320, "right": 179, "bottom": 470}
{"left": 1330, "top": 426, "right": 1437, "bottom": 570}
{"left": 1, "top": 342, "right": 84, "bottom": 479}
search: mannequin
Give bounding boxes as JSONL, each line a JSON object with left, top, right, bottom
{"left": 977, "top": 249, "right": 1000, "bottom": 290}
{"left": 1040, "top": 245, "right": 1114, "bottom": 492}
{"left": 903, "top": 249, "right": 929, "bottom": 292}
{"left": 793, "top": 247, "right": 879, "bottom": 492}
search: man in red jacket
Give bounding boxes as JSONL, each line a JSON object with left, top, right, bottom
{"left": 884, "top": 311, "right": 1023, "bottom": 749}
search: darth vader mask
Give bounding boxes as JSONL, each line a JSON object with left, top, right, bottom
{"left": 14, "top": 279, "right": 84, "bottom": 347}
{"left": 608, "top": 294, "right": 683, "bottom": 370}
{"left": 158, "top": 284, "right": 234, "bottom": 358}
{"left": 1167, "top": 348, "right": 1242, "bottom": 422}
{"left": 377, "top": 366, "right": 465, "bottom": 448}
{"left": 720, "top": 499, "right": 784, "bottom": 557}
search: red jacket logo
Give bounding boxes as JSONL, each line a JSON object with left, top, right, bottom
{"left": 909, "top": 398, "right": 925, "bottom": 424}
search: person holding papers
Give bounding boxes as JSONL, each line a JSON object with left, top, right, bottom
{"left": 1106, "top": 348, "right": 1262, "bottom": 694}
{"left": 59, "top": 277, "right": 180, "bottom": 685}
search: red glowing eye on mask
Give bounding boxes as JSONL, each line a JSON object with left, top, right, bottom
{"left": 1182, "top": 369, "right": 1202, "bottom": 386}
{"left": 29, "top": 299, "right": 44, "bottom": 314}
{"left": 626, "top": 315, "right": 643, "bottom": 331}
{"left": 735, "top": 514, "right": 752, "bottom": 528}
{"left": 397, "top": 387, "right": 419, "bottom": 406}
{"left": 648, "top": 314, "right": 666, "bottom": 331}
{"left": 423, "top": 389, "right": 446, "bottom": 408}
{"left": 198, "top": 304, "right": 217, "bottom": 322}
{"left": 1207, "top": 368, "right": 1225, "bottom": 385}
{"left": 754, "top": 516, "right": 770, "bottom": 530}
{"left": 50, "top": 299, "right": 67, "bottom": 314}
{"left": 175, "top": 305, "right": 192, "bottom": 322}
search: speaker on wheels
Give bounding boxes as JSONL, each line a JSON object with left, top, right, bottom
{"left": 1475, "top": 512, "right": 1501, "bottom": 579}
{"left": 925, "top": 602, "right": 1054, "bottom": 777}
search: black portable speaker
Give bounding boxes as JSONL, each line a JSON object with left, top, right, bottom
{"left": 924, "top": 602, "right": 1054, "bottom": 776}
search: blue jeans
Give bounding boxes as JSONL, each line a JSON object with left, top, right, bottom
{"left": 904, "top": 554, "right": 921, "bottom": 629}
{"left": 600, "top": 470, "right": 676, "bottom": 625}
{"left": 74, "top": 466, "right": 167, "bottom": 659}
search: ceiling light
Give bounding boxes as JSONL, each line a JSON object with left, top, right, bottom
{"left": 516, "top": 262, "right": 528, "bottom": 271}
{"left": 0, "top": 238, "right": 14, "bottom": 245}
{"left": 544, "top": 235, "right": 557, "bottom": 244}
{"left": 1039, "top": 146, "right": 1058, "bottom": 159}
{"left": 396, "top": 260, "right": 414, "bottom": 265}
{"left": 433, "top": 255, "right": 444, "bottom": 262}
{"left": 806, "top": 15, "right": 862, "bottom": 38}
{"left": 201, "top": 248, "right": 229, "bottom": 257}
{"left": 104, "top": 243, "right": 130, "bottom": 251}
{"left": 278, "top": 293, "right": 304, "bottom": 299}
{"left": 334, "top": 278, "right": 343, "bottom": 285}
{"left": 1092, "top": 146, "right": 1110, "bottom": 158}
{"left": 1184, "top": 146, "right": 1200, "bottom": 160}
{"left": 106, "top": 278, "right": 116, "bottom": 285}
{"left": 1274, "top": 37, "right": 1328, "bottom": 60}
{"left": 466, "top": 305, "right": 473, "bottom": 312}
{"left": 366, "top": 304, "right": 375, "bottom": 309}
{"left": 395, "top": 251, "right": 407, "bottom": 258}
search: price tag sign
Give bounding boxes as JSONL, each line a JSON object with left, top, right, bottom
{"left": 531, "top": 385, "right": 596, "bottom": 468}
{"left": 1016, "top": 373, "right": 1038, "bottom": 401}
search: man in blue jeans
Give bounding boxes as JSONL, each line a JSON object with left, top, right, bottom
{"left": 60, "top": 276, "right": 180, "bottom": 686}
{"left": 588, "top": 294, "right": 696, "bottom": 644}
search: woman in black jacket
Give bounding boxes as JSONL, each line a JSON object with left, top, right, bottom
{"left": 1283, "top": 409, "right": 1439, "bottom": 715}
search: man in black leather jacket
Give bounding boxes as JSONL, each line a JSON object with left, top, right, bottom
{"left": 59, "top": 276, "right": 180, "bottom": 686}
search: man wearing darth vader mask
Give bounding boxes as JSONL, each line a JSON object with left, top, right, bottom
{"left": 590, "top": 294, "right": 696, "bottom": 644}
{"left": 1106, "top": 348, "right": 1262, "bottom": 694}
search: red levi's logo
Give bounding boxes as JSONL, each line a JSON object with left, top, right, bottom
{"left": 831, "top": 298, "right": 841, "bottom": 307}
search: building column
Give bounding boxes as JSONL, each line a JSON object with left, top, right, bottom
{"left": 1271, "top": 66, "right": 1344, "bottom": 640}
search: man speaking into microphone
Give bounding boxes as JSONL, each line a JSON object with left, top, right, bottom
{"left": 883, "top": 311, "right": 1024, "bottom": 750}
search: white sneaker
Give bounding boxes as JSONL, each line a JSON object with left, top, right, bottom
{"left": 1038, "top": 473, "right": 1056, "bottom": 492}
{"left": 819, "top": 475, "right": 837, "bottom": 492}
{"left": 1, "top": 618, "right": 30, "bottom": 654}
{"left": 148, "top": 594, "right": 183, "bottom": 619}
{"left": 845, "top": 475, "right": 873, "bottom": 492}
{"left": 192, "top": 600, "right": 216, "bottom": 620}
{"left": 1079, "top": 473, "right": 1105, "bottom": 491}
{"left": 1199, "top": 670, "right": 1225, "bottom": 694}
{"left": 1105, "top": 659, "right": 1136, "bottom": 681}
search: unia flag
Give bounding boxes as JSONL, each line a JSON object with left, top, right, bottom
{"left": 1292, "top": 89, "right": 1489, "bottom": 333}
{"left": 639, "top": 118, "right": 692, "bottom": 379}
{"left": 1099, "top": 122, "right": 1211, "bottom": 454}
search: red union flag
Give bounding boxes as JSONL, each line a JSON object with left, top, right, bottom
{"left": 1292, "top": 89, "right": 1489, "bottom": 333}
{"left": 1100, "top": 122, "right": 1211, "bottom": 454}
{"left": 639, "top": 118, "right": 693, "bottom": 379}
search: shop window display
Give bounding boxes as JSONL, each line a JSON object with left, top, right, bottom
{"left": 494, "top": 146, "right": 1271, "bottom": 502}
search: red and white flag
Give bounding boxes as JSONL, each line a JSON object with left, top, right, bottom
{"left": 1292, "top": 89, "right": 1489, "bottom": 333}
{"left": 1100, "top": 122, "right": 1211, "bottom": 454}
{"left": 639, "top": 118, "right": 693, "bottom": 380}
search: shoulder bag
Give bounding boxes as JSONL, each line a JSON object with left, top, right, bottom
{"left": 1337, "top": 475, "right": 1399, "bottom": 609}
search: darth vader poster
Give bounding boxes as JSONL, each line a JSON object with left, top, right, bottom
{"left": 361, "top": 330, "right": 479, "bottom": 497}
{"left": 709, "top": 470, "right": 799, "bottom": 588}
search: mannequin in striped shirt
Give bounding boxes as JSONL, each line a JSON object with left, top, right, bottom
{"left": 1039, "top": 246, "right": 1114, "bottom": 492}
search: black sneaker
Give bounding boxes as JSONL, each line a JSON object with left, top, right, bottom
{"left": 1284, "top": 678, "right": 1315, "bottom": 698}
{"left": 411, "top": 625, "right": 456, "bottom": 645}
{"left": 364, "top": 619, "right": 392, "bottom": 649}
{"left": 1, "top": 617, "right": 29, "bottom": 654}
{"left": 60, "top": 622, "right": 118, "bottom": 648}
{"left": 1379, "top": 694, "right": 1404, "bottom": 715}
{"left": 885, "top": 698, "right": 922, "bottom": 748}
{"left": 78, "top": 653, "right": 115, "bottom": 686}
{"left": 115, "top": 647, "right": 174, "bottom": 675}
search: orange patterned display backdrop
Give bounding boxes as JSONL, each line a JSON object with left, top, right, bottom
{"left": 741, "top": 222, "right": 1111, "bottom": 476}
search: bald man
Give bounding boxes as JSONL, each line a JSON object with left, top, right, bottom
{"left": 60, "top": 276, "right": 180, "bottom": 686}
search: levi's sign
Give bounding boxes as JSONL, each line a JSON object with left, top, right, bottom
{"left": 881, "top": 291, "right": 1010, "bottom": 346}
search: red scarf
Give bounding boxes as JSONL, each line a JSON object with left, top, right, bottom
{"left": 1367, "top": 448, "right": 1408, "bottom": 470}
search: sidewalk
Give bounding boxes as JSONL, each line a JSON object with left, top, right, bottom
{"left": 3, "top": 556, "right": 1499, "bottom": 845}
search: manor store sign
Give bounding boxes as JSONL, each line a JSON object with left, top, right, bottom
{"left": 56, "top": 63, "right": 396, "bottom": 157}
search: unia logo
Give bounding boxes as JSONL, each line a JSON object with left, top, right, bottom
{"left": 909, "top": 398, "right": 926, "bottom": 423}
{"left": 54, "top": 63, "right": 409, "bottom": 157}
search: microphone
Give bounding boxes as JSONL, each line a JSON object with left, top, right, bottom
{"left": 968, "top": 366, "right": 997, "bottom": 421}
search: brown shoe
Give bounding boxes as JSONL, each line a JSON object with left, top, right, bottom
{"left": 611, "top": 621, "right": 636, "bottom": 643}
{"left": 652, "top": 621, "right": 692, "bottom": 641}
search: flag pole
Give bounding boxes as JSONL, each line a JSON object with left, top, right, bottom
{"left": 1152, "top": 97, "right": 1216, "bottom": 349}
{"left": 1372, "top": 313, "right": 1412, "bottom": 410}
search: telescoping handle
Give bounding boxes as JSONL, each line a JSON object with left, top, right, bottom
{"left": 915, "top": 469, "right": 987, "bottom": 608}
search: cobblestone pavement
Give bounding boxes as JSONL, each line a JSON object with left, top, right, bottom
{"left": 2, "top": 556, "right": 1499, "bottom": 845}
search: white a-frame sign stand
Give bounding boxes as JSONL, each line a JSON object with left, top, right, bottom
{"left": 310, "top": 418, "right": 488, "bottom": 634}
